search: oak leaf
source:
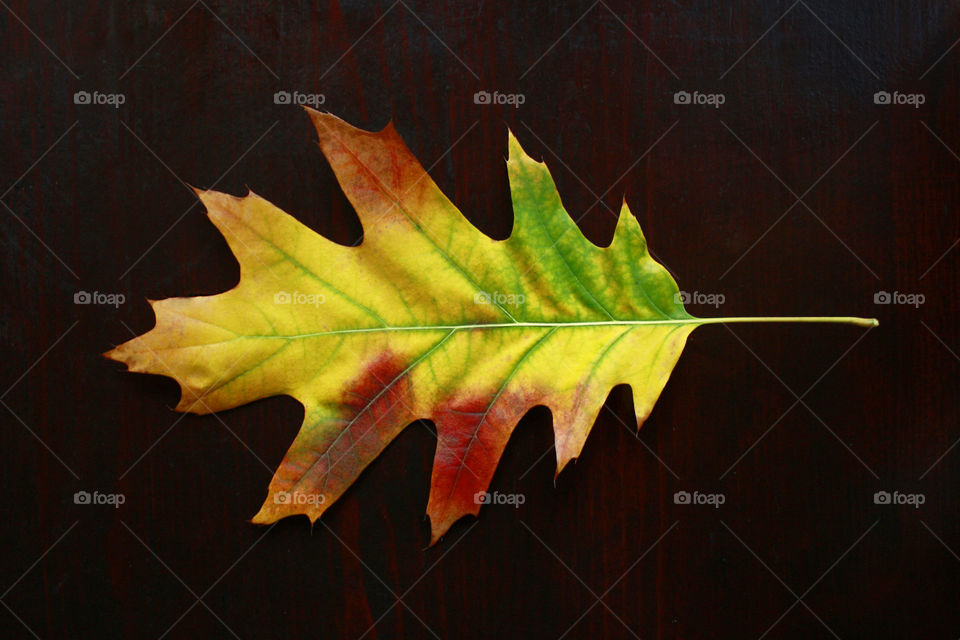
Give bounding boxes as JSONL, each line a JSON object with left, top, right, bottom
{"left": 107, "top": 111, "right": 876, "bottom": 542}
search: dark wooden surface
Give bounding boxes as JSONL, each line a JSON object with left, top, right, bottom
{"left": 2, "top": 1, "right": 959, "bottom": 638}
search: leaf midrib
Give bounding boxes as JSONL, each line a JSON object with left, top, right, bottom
{"left": 265, "top": 319, "right": 700, "bottom": 339}
{"left": 148, "top": 319, "right": 700, "bottom": 351}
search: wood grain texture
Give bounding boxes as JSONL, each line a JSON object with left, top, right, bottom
{"left": 1, "top": 1, "right": 958, "bottom": 638}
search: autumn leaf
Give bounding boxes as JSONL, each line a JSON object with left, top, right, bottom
{"left": 106, "top": 110, "right": 877, "bottom": 543}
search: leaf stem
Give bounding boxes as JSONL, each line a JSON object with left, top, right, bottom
{"left": 695, "top": 316, "right": 878, "bottom": 328}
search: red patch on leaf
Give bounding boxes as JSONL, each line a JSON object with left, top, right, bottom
{"left": 426, "top": 389, "right": 540, "bottom": 541}
{"left": 254, "top": 352, "right": 415, "bottom": 523}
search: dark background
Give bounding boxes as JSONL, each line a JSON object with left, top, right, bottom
{"left": 2, "top": 1, "right": 959, "bottom": 638}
